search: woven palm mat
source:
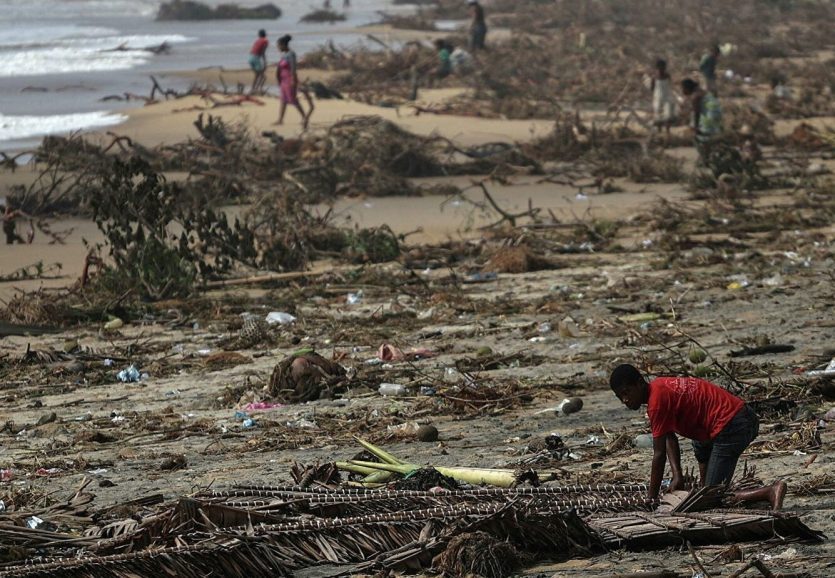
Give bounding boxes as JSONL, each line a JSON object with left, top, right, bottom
{"left": 0, "top": 541, "right": 290, "bottom": 578}
{"left": 590, "top": 507, "right": 824, "bottom": 549}
{"left": 0, "top": 486, "right": 823, "bottom": 577}
{"left": 0, "top": 504, "right": 600, "bottom": 577}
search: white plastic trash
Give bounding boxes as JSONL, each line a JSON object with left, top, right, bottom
{"left": 265, "top": 312, "right": 296, "bottom": 325}
{"left": 378, "top": 383, "right": 407, "bottom": 396}
{"left": 634, "top": 433, "right": 654, "bottom": 449}
{"left": 808, "top": 358, "right": 835, "bottom": 376}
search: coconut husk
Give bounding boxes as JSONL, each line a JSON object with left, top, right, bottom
{"left": 433, "top": 531, "right": 522, "bottom": 578}
{"left": 483, "top": 245, "right": 558, "bottom": 274}
{"left": 786, "top": 122, "right": 829, "bottom": 150}
{"left": 268, "top": 352, "right": 347, "bottom": 403}
{"left": 203, "top": 351, "right": 252, "bottom": 370}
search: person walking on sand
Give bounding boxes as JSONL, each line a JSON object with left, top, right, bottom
{"left": 650, "top": 59, "right": 676, "bottom": 137}
{"left": 681, "top": 77, "right": 722, "bottom": 161}
{"left": 609, "top": 364, "right": 787, "bottom": 509}
{"left": 249, "top": 29, "right": 269, "bottom": 95}
{"left": 275, "top": 35, "right": 309, "bottom": 129}
{"left": 699, "top": 44, "right": 721, "bottom": 95}
{"left": 467, "top": 0, "right": 487, "bottom": 52}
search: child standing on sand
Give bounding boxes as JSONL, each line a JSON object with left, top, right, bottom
{"left": 248, "top": 29, "right": 268, "bottom": 95}
{"left": 609, "top": 364, "right": 786, "bottom": 509}
{"left": 681, "top": 78, "right": 722, "bottom": 162}
{"left": 651, "top": 59, "right": 676, "bottom": 136}
{"left": 275, "top": 35, "right": 310, "bottom": 130}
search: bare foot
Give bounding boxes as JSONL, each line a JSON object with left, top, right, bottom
{"left": 769, "top": 480, "right": 787, "bottom": 511}
{"left": 272, "top": 120, "right": 283, "bottom": 126}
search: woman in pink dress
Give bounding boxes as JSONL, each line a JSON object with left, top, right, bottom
{"left": 275, "top": 35, "right": 309, "bottom": 129}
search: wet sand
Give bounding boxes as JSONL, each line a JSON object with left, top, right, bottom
{"left": 0, "top": 37, "right": 833, "bottom": 577}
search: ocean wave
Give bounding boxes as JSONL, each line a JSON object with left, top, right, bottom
{"left": 0, "top": 111, "right": 128, "bottom": 143}
{"left": 0, "top": 34, "right": 194, "bottom": 78}
{"left": 0, "top": 25, "right": 120, "bottom": 49}
{"left": 0, "top": 0, "right": 158, "bottom": 21}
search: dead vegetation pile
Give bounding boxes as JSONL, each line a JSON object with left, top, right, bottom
{"left": 522, "top": 113, "right": 685, "bottom": 183}
{"left": 355, "top": 0, "right": 835, "bottom": 120}
{"left": 6, "top": 115, "right": 281, "bottom": 217}
{"left": 282, "top": 116, "right": 450, "bottom": 200}
{"left": 5, "top": 112, "right": 545, "bottom": 216}
{"left": 303, "top": 41, "right": 436, "bottom": 103}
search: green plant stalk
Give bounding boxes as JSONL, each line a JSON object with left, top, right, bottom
{"left": 353, "top": 436, "right": 405, "bottom": 465}
{"left": 347, "top": 460, "right": 417, "bottom": 474}
{"left": 345, "top": 481, "right": 386, "bottom": 488}
{"left": 335, "top": 462, "right": 394, "bottom": 484}
{"left": 334, "top": 461, "right": 379, "bottom": 476}
{"left": 347, "top": 460, "right": 520, "bottom": 488}
{"left": 362, "top": 471, "right": 394, "bottom": 484}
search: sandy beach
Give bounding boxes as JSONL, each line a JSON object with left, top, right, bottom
{"left": 1, "top": 1, "right": 834, "bottom": 576}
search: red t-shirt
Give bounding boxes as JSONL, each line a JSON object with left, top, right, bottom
{"left": 647, "top": 376, "right": 744, "bottom": 442}
{"left": 251, "top": 38, "right": 269, "bottom": 56}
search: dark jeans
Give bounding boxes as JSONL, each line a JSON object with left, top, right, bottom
{"left": 692, "top": 404, "right": 759, "bottom": 486}
{"left": 470, "top": 24, "right": 487, "bottom": 51}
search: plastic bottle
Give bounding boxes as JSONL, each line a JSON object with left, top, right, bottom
{"left": 634, "top": 433, "right": 654, "bottom": 448}
{"left": 378, "top": 383, "right": 407, "bottom": 396}
{"left": 265, "top": 312, "right": 296, "bottom": 325}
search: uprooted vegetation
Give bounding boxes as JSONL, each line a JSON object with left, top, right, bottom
{"left": 326, "top": 0, "right": 835, "bottom": 119}
{"left": 6, "top": 114, "right": 539, "bottom": 217}
{"left": 4, "top": 107, "right": 832, "bottom": 308}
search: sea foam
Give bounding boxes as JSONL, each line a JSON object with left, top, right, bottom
{"left": 0, "top": 33, "right": 192, "bottom": 78}
{"left": 0, "top": 111, "right": 128, "bottom": 142}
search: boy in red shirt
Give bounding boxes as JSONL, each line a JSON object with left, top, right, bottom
{"left": 610, "top": 364, "right": 786, "bottom": 509}
{"left": 249, "top": 29, "right": 269, "bottom": 94}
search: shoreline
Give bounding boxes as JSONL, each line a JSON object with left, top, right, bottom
{"left": 0, "top": 16, "right": 458, "bottom": 152}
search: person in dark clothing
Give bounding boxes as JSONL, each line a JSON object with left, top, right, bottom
{"left": 699, "top": 44, "right": 720, "bottom": 95}
{"left": 467, "top": 0, "right": 487, "bottom": 51}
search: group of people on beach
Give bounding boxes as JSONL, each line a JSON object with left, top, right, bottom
{"left": 248, "top": 30, "right": 311, "bottom": 129}
{"left": 650, "top": 45, "right": 723, "bottom": 157}
{"left": 250, "top": 8, "right": 728, "bottom": 169}
{"left": 247, "top": 0, "right": 490, "bottom": 129}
